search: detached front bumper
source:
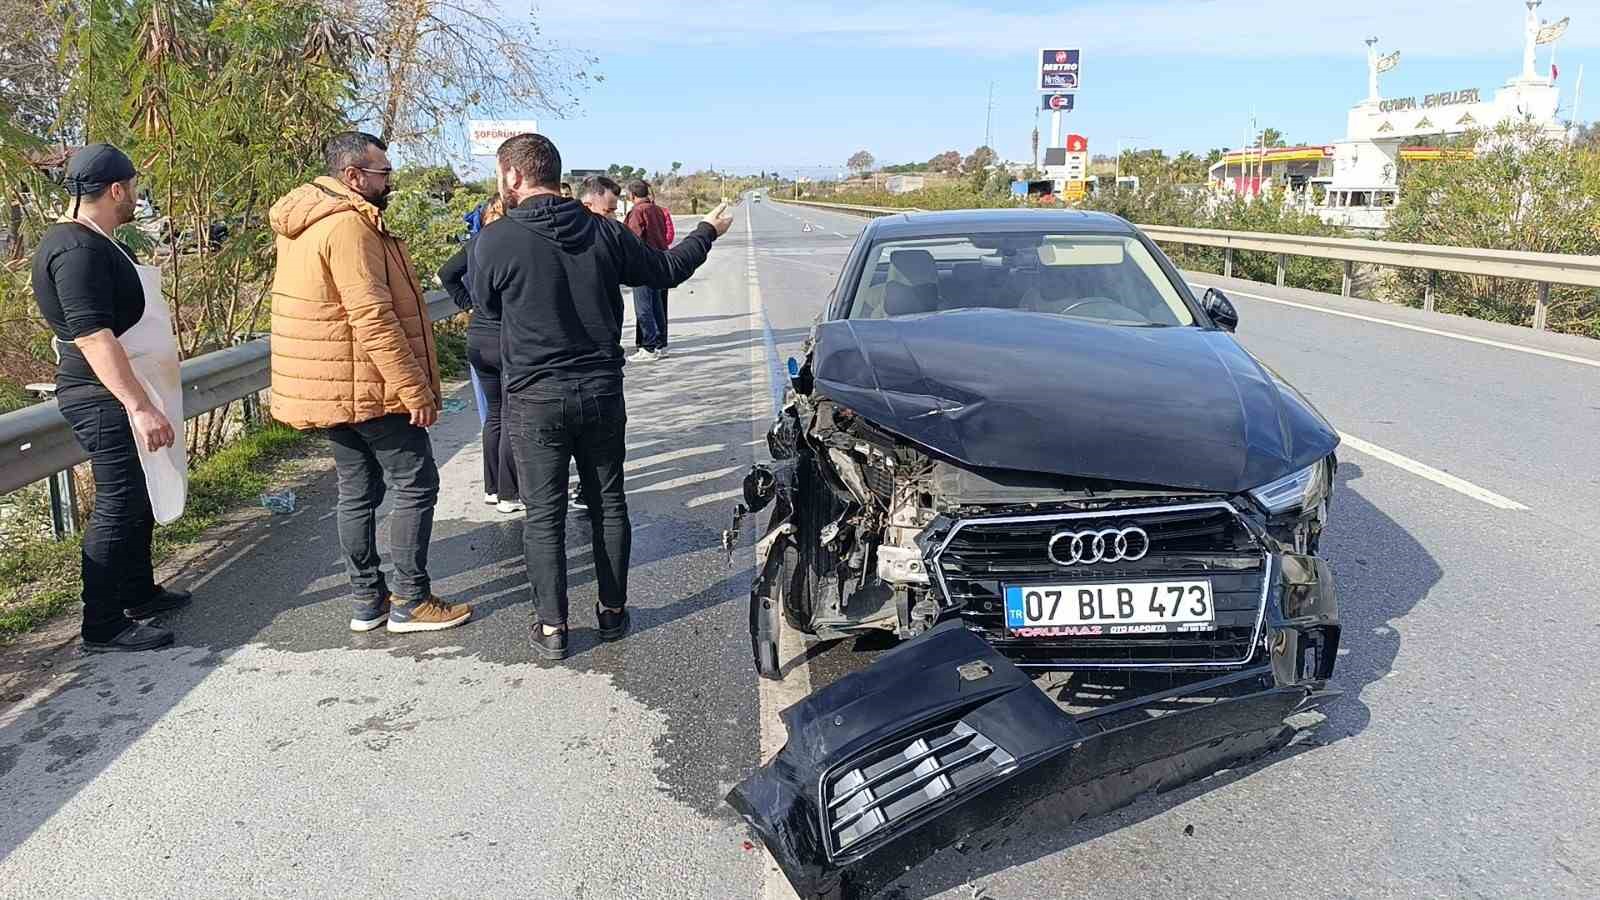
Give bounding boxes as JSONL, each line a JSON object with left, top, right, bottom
{"left": 729, "top": 555, "right": 1339, "bottom": 899}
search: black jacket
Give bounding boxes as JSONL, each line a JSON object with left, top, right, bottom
{"left": 439, "top": 243, "right": 471, "bottom": 313}
{"left": 471, "top": 195, "right": 718, "bottom": 392}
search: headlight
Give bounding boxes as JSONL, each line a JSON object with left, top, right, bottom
{"left": 1249, "top": 458, "right": 1330, "bottom": 515}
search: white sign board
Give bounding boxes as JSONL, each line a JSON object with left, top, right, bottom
{"left": 1064, "top": 152, "right": 1088, "bottom": 181}
{"left": 467, "top": 120, "right": 539, "bottom": 156}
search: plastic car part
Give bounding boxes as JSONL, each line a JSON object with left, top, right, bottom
{"left": 728, "top": 622, "right": 1333, "bottom": 898}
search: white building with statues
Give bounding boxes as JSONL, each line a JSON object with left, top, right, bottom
{"left": 1209, "top": 1, "right": 1574, "bottom": 230}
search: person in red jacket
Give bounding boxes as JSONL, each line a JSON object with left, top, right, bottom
{"left": 624, "top": 180, "right": 672, "bottom": 360}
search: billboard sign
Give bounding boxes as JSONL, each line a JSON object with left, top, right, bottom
{"left": 1038, "top": 49, "right": 1081, "bottom": 91}
{"left": 1041, "top": 93, "right": 1075, "bottom": 112}
{"left": 468, "top": 119, "right": 539, "bottom": 156}
{"left": 1065, "top": 134, "right": 1088, "bottom": 153}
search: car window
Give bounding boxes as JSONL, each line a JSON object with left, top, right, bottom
{"left": 848, "top": 233, "right": 1195, "bottom": 326}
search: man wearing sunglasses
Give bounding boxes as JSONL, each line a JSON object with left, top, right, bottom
{"left": 268, "top": 131, "right": 472, "bottom": 636}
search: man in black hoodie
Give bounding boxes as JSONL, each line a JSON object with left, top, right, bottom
{"left": 471, "top": 133, "right": 733, "bottom": 660}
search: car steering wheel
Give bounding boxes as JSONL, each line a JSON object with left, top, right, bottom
{"left": 1058, "top": 297, "right": 1130, "bottom": 315}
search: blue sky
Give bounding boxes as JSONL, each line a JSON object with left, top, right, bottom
{"left": 475, "top": 0, "right": 1598, "bottom": 176}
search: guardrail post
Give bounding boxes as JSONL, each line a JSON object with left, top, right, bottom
{"left": 49, "top": 469, "right": 79, "bottom": 539}
{"left": 1534, "top": 282, "right": 1550, "bottom": 331}
{"left": 1424, "top": 271, "right": 1436, "bottom": 312}
{"left": 24, "top": 382, "right": 79, "bottom": 539}
{"left": 241, "top": 390, "right": 260, "bottom": 428}
{"left": 1275, "top": 254, "right": 1286, "bottom": 287}
{"left": 1223, "top": 247, "right": 1233, "bottom": 279}
{"left": 1341, "top": 260, "right": 1354, "bottom": 297}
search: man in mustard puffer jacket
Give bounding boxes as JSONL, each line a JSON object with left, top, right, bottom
{"left": 269, "top": 131, "right": 471, "bottom": 636}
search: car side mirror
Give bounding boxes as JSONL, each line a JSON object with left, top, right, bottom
{"left": 1203, "top": 288, "right": 1239, "bottom": 333}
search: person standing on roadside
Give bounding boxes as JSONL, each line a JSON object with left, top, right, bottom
{"left": 31, "top": 143, "right": 192, "bottom": 652}
{"left": 579, "top": 175, "right": 621, "bottom": 220}
{"left": 269, "top": 131, "right": 472, "bottom": 635}
{"left": 471, "top": 133, "right": 732, "bottom": 660}
{"left": 560, "top": 173, "right": 626, "bottom": 515}
{"left": 438, "top": 194, "right": 522, "bottom": 515}
{"left": 624, "top": 180, "right": 673, "bottom": 361}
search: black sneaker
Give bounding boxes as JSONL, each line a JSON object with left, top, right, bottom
{"left": 123, "top": 586, "right": 192, "bottom": 620}
{"left": 532, "top": 622, "right": 569, "bottom": 660}
{"left": 350, "top": 595, "right": 392, "bottom": 632}
{"left": 82, "top": 623, "right": 175, "bottom": 654}
{"left": 569, "top": 487, "right": 588, "bottom": 513}
{"left": 596, "top": 604, "right": 630, "bottom": 641}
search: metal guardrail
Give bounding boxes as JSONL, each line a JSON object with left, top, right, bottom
{"left": 779, "top": 199, "right": 1600, "bottom": 331}
{"left": 0, "top": 293, "right": 460, "bottom": 498}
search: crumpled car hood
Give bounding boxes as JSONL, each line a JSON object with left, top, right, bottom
{"left": 809, "top": 309, "right": 1337, "bottom": 493}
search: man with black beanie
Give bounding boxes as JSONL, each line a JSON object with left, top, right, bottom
{"left": 471, "top": 133, "right": 733, "bottom": 660}
{"left": 31, "top": 143, "right": 191, "bottom": 652}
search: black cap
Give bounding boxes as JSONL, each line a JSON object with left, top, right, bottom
{"left": 63, "top": 143, "right": 138, "bottom": 196}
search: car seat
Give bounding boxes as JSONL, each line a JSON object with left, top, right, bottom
{"left": 883, "top": 249, "right": 940, "bottom": 316}
{"left": 942, "top": 262, "right": 988, "bottom": 309}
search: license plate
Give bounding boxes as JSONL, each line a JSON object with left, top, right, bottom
{"left": 1004, "top": 581, "right": 1215, "bottom": 637}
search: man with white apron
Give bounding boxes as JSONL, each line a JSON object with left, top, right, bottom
{"left": 31, "top": 143, "right": 192, "bottom": 653}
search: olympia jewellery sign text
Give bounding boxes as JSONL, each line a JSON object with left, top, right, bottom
{"left": 1379, "top": 88, "right": 1481, "bottom": 113}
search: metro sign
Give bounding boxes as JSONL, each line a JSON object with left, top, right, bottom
{"left": 1039, "top": 48, "right": 1081, "bottom": 91}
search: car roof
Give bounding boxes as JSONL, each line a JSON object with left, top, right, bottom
{"left": 864, "top": 208, "right": 1137, "bottom": 240}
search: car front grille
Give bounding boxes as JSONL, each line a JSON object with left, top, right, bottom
{"left": 823, "top": 719, "right": 1015, "bottom": 857}
{"left": 931, "top": 503, "right": 1267, "bottom": 667}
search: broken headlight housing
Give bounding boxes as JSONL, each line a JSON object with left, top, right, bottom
{"left": 1248, "top": 457, "right": 1331, "bottom": 516}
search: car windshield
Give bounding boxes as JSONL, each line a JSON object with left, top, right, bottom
{"left": 847, "top": 232, "right": 1195, "bottom": 326}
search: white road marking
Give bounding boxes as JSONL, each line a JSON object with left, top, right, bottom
{"left": 625, "top": 443, "right": 727, "bottom": 472}
{"left": 628, "top": 465, "right": 743, "bottom": 494}
{"left": 749, "top": 208, "right": 812, "bottom": 900}
{"left": 1338, "top": 431, "right": 1529, "bottom": 510}
{"left": 684, "top": 488, "right": 744, "bottom": 509}
{"left": 1188, "top": 281, "right": 1600, "bottom": 371}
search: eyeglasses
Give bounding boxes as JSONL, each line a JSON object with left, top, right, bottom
{"left": 356, "top": 167, "right": 394, "bottom": 177}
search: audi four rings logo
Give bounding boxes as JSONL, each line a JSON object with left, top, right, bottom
{"left": 1046, "top": 527, "right": 1150, "bottom": 566}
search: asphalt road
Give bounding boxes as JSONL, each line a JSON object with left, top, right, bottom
{"left": 3, "top": 199, "right": 1599, "bottom": 899}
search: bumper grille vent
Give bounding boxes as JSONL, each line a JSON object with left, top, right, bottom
{"left": 824, "top": 720, "right": 1014, "bottom": 855}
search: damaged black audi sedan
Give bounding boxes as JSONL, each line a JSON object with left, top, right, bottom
{"left": 730, "top": 209, "right": 1344, "bottom": 897}
{"left": 742, "top": 210, "right": 1341, "bottom": 678}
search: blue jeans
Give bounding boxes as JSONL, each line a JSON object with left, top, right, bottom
{"left": 507, "top": 377, "right": 630, "bottom": 628}
{"left": 633, "top": 286, "right": 668, "bottom": 351}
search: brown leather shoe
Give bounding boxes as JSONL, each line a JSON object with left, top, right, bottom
{"left": 386, "top": 595, "right": 472, "bottom": 633}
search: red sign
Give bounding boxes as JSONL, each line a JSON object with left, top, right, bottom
{"left": 1055, "top": 51, "right": 1068, "bottom": 63}
{"left": 1065, "top": 134, "right": 1088, "bottom": 153}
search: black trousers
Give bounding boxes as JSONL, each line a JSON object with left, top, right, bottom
{"left": 467, "top": 326, "right": 518, "bottom": 500}
{"left": 507, "top": 377, "right": 630, "bottom": 628}
{"left": 325, "top": 414, "right": 439, "bottom": 603}
{"left": 58, "top": 388, "right": 156, "bottom": 641}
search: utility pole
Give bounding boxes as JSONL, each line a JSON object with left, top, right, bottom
{"left": 984, "top": 80, "right": 995, "bottom": 149}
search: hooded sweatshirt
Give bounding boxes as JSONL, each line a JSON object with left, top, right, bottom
{"left": 268, "top": 177, "right": 440, "bottom": 429}
{"left": 470, "top": 194, "right": 718, "bottom": 393}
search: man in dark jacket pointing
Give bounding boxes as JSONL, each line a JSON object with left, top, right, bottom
{"left": 471, "top": 133, "right": 733, "bottom": 660}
